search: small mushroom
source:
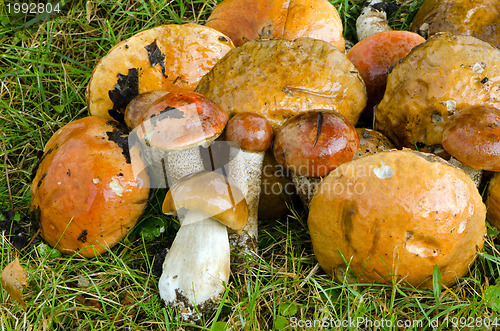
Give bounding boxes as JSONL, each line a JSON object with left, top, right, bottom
{"left": 442, "top": 105, "right": 500, "bottom": 171}
{"left": 353, "top": 127, "right": 395, "bottom": 159}
{"left": 30, "top": 117, "right": 150, "bottom": 257}
{"left": 273, "top": 110, "right": 359, "bottom": 206}
{"left": 225, "top": 112, "right": 273, "bottom": 255}
{"left": 124, "top": 90, "right": 169, "bottom": 129}
{"left": 355, "top": 0, "right": 398, "bottom": 41}
{"left": 205, "top": 0, "right": 345, "bottom": 51}
{"left": 486, "top": 172, "right": 500, "bottom": 235}
{"left": 159, "top": 171, "right": 248, "bottom": 323}
{"left": 132, "top": 91, "right": 228, "bottom": 187}
{"left": 308, "top": 150, "right": 486, "bottom": 288}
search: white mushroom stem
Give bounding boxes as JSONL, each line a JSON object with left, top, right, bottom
{"left": 292, "top": 174, "right": 322, "bottom": 207}
{"left": 356, "top": 0, "right": 393, "bottom": 41}
{"left": 165, "top": 147, "right": 205, "bottom": 184}
{"left": 227, "top": 146, "right": 264, "bottom": 252}
{"left": 159, "top": 209, "right": 230, "bottom": 323}
{"left": 448, "top": 157, "right": 482, "bottom": 188}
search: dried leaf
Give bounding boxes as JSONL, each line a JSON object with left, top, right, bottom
{"left": 75, "top": 294, "right": 102, "bottom": 310}
{"left": 1, "top": 257, "right": 29, "bottom": 308}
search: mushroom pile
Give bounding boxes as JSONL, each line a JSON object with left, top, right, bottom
{"left": 30, "top": 0, "right": 500, "bottom": 325}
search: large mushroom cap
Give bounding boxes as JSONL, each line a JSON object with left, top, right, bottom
{"left": 205, "top": 0, "right": 345, "bottom": 51}
{"left": 273, "top": 110, "right": 359, "bottom": 177}
{"left": 135, "top": 92, "right": 228, "bottom": 151}
{"left": 86, "top": 23, "right": 233, "bottom": 122}
{"left": 411, "top": 0, "right": 500, "bottom": 48}
{"left": 162, "top": 171, "right": 248, "bottom": 231}
{"left": 195, "top": 37, "right": 367, "bottom": 128}
{"left": 308, "top": 150, "right": 486, "bottom": 288}
{"left": 486, "top": 172, "right": 500, "bottom": 233}
{"left": 374, "top": 33, "right": 500, "bottom": 150}
{"left": 442, "top": 105, "right": 500, "bottom": 171}
{"left": 30, "top": 116, "right": 150, "bottom": 257}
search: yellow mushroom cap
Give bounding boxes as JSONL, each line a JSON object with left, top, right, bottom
{"left": 162, "top": 171, "right": 248, "bottom": 231}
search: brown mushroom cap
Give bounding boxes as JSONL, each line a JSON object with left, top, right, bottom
{"left": 442, "top": 105, "right": 500, "bottom": 171}
{"left": 86, "top": 23, "right": 233, "bottom": 122}
{"left": 196, "top": 37, "right": 367, "bottom": 128}
{"left": 205, "top": 0, "right": 345, "bottom": 51}
{"left": 273, "top": 110, "right": 359, "bottom": 177}
{"left": 135, "top": 92, "right": 228, "bottom": 151}
{"left": 162, "top": 171, "right": 248, "bottom": 231}
{"left": 124, "top": 90, "right": 169, "bottom": 129}
{"left": 411, "top": 0, "right": 500, "bottom": 48}
{"left": 374, "top": 33, "right": 500, "bottom": 150}
{"left": 486, "top": 172, "right": 500, "bottom": 232}
{"left": 354, "top": 128, "right": 395, "bottom": 159}
{"left": 30, "top": 117, "right": 150, "bottom": 257}
{"left": 308, "top": 149, "right": 486, "bottom": 288}
{"left": 225, "top": 112, "right": 273, "bottom": 153}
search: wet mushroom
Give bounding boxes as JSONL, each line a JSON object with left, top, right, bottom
{"left": 159, "top": 171, "right": 248, "bottom": 323}
{"left": 30, "top": 117, "right": 150, "bottom": 257}
{"left": 273, "top": 110, "right": 359, "bottom": 206}
{"left": 124, "top": 90, "right": 169, "bottom": 130}
{"left": 196, "top": 37, "right": 367, "bottom": 129}
{"left": 225, "top": 112, "right": 273, "bottom": 255}
{"left": 411, "top": 0, "right": 500, "bottom": 48}
{"left": 374, "top": 33, "right": 500, "bottom": 151}
{"left": 86, "top": 23, "right": 233, "bottom": 123}
{"left": 205, "top": 0, "right": 345, "bottom": 51}
{"left": 347, "top": 31, "right": 425, "bottom": 122}
{"left": 132, "top": 91, "right": 228, "bottom": 187}
{"left": 353, "top": 127, "right": 395, "bottom": 159}
{"left": 308, "top": 150, "right": 486, "bottom": 288}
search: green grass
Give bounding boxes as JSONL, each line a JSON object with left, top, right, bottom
{"left": 2, "top": 0, "right": 500, "bottom": 330}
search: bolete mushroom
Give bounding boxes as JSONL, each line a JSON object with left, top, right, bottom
{"left": 131, "top": 91, "right": 228, "bottom": 188}
{"left": 30, "top": 117, "right": 150, "bottom": 257}
{"left": 159, "top": 170, "right": 248, "bottom": 323}
{"left": 308, "top": 149, "right": 486, "bottom": 288}
{"left": 225, "top": 112, "right": 273, "bottom": 255}
{"left": 411, "top": 0, "right": 500, "bottom": 48}
{"left": 273, "top": 110, "right": 359, "bottom": 206}
{"left": 353, "top": 128, "right": 395, "bottom": 159}
{"left": 374, "top": 33, "right": 500, "bottom": 151}
{"left": 205, "top": 0, "right": 345, "bottom": 51}
{"left": 486, "top": 172, "right": 500, "bottom": 235}
{"left": 196, "top": 37, "right": 367, "bottom": 129}
{"left": 355, "top": 0, "right": 398, "bottom": 41}
{"left": 86, "top": 23, "right": 233, "bottom": 123}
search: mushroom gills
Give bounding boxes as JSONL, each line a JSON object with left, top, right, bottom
{"left": 159, "top": 209, "right": 230, "bottom": 323}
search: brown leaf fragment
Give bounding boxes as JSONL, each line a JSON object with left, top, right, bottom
{"left": 75, "top": 294, "right": 102, "bottom": 310}
{"left": 1, "top": 257, "right": 29, "bottom": 308}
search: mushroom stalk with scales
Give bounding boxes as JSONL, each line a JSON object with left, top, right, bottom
{"left": 356, "top": 0, "right": 397, "bottom": 41}
{"left": 160, "top": 171, "right": 248, "bottom": 323}
{"left": 273, "top": 110, "right": 359, "bottom": 207}
{"left": 224, "top": 112, "right": 273, "bottom": 257}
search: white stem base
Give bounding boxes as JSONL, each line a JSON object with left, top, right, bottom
{"left": 159, "top": 210, "right": 230, "bottom": 322}
{"left": 356, "top": 0, "right": 391, "bottom": 41}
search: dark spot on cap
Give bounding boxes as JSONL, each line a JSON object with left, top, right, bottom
{"left": 125, "top": 44, "right": 129, "bottom": 49}
{"left": 37, "top": 173, "right": 47, "bottom": 188}
{"left": 77, "top": 229, "right": 88, "bottom": 243}
{"left": 173, "top": 76, "right": 181, "bottom": 84}
{"left": 67, "top": 169, "right": 71, "bottom": 176}
{"left": 481, "top": 77, "right": 489, "bottom": 84}
{"left": 31, "top": 147, "right": 56, "bottom": 181}
{"left": 218, "top": 36, "right": 228, "bottom": 42}
{"left": 108, "top": 68, "right": 139, "bottom": 123}
{"left": 145, "top": 40, "right": 168, "bottom": 78}
{"left": 106, "top": 121, "right": 131, "bottom": 164}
